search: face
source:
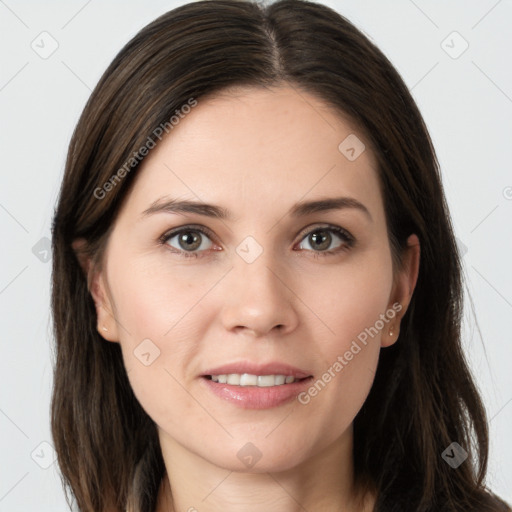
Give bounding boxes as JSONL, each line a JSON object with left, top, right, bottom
{"left": 84, "top": 85, "right": 418, "bottom": 473}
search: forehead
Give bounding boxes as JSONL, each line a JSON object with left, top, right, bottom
{"left": 122, "top": 85, "right": 382, "bottom": 220}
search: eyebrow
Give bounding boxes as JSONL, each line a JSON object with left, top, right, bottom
{"left": 141, "top": 196, "right": 372, "bottom": 222}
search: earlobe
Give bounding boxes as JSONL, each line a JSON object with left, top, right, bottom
{"left": 89, "top": 271, "right": 120, "bottom": 342}
{"left": 72, "top": 238, "right": 120, "bottom": 343}
{"left": 382, "top": 322, "right": 399, "bottom": 348}
{"left": 384, "top": 323, "right": 399, "bottom": 347}
{"left": 382, "top": 234, "right": 420, "bottom": 347}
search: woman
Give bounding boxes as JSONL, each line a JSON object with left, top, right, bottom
{"left": 50, "top": 0, "right": 511, "bottom": 510}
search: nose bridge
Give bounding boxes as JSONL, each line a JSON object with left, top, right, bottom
{"left": 235, "top": 239, "right": 282, "bottom": 297}
{"left": 219, "top": 235, "right": 298, "bottom": 335}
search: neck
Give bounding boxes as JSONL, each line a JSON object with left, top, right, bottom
{"left": 155, "top": 426, "right": 374, "bottom": 512}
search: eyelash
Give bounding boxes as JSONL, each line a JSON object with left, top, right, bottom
{"left": 158, "top": 224, "right": 355, "bottom": 259}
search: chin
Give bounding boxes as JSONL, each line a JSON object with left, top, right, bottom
{"left": 198, "top": 437, "right": 317, "bottom": 474}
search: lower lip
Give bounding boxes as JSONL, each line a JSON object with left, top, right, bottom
{"left": 200, "top": 376, "right": 313, "bottom": 409}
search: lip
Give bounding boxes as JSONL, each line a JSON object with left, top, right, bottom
{"left": 201, "top": 361, "right": 312, "bottom": 380}
{"left": 200, "top": 361, "right": 314, "bottom": 410}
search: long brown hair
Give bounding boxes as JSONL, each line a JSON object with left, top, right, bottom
{"left": 50, "top": 0, "right": 511, "bottom": 510}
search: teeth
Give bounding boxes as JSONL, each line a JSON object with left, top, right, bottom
{"left": 274, "top": 375, "right": 285, "bottom": 385}
{"left": 227, "top": 374, "right": 240, "bottom": 385}
{"left": 210, "top": 373, "right": 297, "bottom": 386}
{"left": 240, "top": 373, "right": 258, "bottom": 386}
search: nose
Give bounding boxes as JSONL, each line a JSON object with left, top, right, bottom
{"left": 219, "top": 247, "right": 299, "bottom": 338}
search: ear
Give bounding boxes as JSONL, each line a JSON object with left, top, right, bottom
{"left": 382, "top": 233, "right": 420, "bottom": 348}
{"left": 72, "top": 238, "right": 119, "bottom": 343}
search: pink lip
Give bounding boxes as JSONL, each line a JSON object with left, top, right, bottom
{"left": 201, "top": 361, "right": 312, "bottom": 379}
{"left": 201, "top": 377, "right": 313, "bottom": 409}
{"left": 199, "top": 361, "right": 313, "bottom": 410}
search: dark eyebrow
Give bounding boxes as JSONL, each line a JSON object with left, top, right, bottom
{"left": 290, "top": 197, "right": 372, "bottom": 221}
{"left": 141, "top": 198, "right": 232, "bottom": 220}
{"left": 141, "top": 196, "right": 372, "bottom": 222}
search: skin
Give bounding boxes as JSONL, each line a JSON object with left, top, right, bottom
{"left": 75, "top": 84, "right": 420, "bottom": 512}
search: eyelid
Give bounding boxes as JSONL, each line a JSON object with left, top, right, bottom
{"left": 159, "top": 224, "right": 218, "bottom": 244}
{"left": 295, "top": 222, "right": 354, "bottom": 243}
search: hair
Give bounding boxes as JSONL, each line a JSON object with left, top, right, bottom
{"left": 50, "top": 0, "right": 511, "bottom": 511}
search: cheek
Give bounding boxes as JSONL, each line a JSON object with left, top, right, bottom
{"left": 294, "top": 248, "right": 394, "bottom": 349}
{"left": 292, "top": 251, "right": 393, "bottom": 433}
{"left": 295, "top": 320, "right": 382, "bottom": 449}
{"left": 109, "top": 256, "right": 222, "bottom": 343}
{"left": 124, "top": 360, "right": 212, "bottom": 442}
{"left": 303, "top": 347, "right": 380, "bottom": 448}
{"left": 107, "top": 258, "right": 221, "bottom": 430}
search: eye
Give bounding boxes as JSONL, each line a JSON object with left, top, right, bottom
{"left": 295, "top": 225, "right": 355, "bottom": 257}
{"left": 160, "top": 226, "right": 216, "bottom": 258}
{"left": 159, "top": 223, "right": 355, "bottom": 259}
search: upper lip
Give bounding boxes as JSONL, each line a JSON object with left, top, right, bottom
{"left": 202, "top": 361, "right": 312, "bottom": 379}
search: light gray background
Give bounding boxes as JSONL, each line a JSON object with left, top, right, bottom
{"left": 1, "top": 0, "right": 511, "bottom": 510}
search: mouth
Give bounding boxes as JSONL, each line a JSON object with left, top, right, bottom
{"left": 201, "top": 374, "right": 313, "bottom": 409}
{"left": 199, "top": 362, "right": 314, "bottom": 409}
{"left": 204, "top": 373, "right": 309, "bottom": 387}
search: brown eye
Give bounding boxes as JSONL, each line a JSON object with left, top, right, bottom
{"left": 162, "top": 226, "right": 215, "bottom": 257}
{"left": 296, "top": 225, "right": 354, "bottom": 256}
{"left": 306, "top": 229, "right": 333, "bottom": 251}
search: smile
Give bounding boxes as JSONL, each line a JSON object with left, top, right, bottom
{"left": 208, "top": 373, "right": 298, "bottom": 386}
